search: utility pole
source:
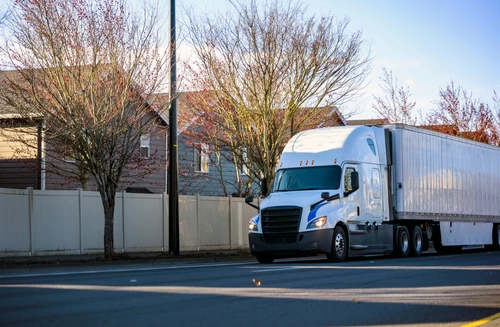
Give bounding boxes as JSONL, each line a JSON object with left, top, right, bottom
{"left": 168, "top": 0, "right": 180, "bottom": 256}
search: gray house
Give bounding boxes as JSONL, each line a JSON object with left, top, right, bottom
{"left": 174, "top": 92, "right": 348, "bottom": 197}
{"left": 1, "top": 78, "right": 348, "bottom": 196}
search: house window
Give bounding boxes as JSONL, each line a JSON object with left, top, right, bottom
{"left": 194, "top": 143, "right": 209, "bottom": 173}
{"left": 240, "top": 147, "right": 249, "bottom": 176}
{"left": 140, "top": 134, "right": 150, "bottom": 158}
{"left": 64, "top": 147, "right": 76, "bottom": 162}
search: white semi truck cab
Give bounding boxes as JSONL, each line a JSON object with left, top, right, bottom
{"left": 245, "top": 124, "right": 500, "bottom": 263}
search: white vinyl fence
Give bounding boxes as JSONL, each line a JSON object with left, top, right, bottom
{"left": 0, "top": 187, "right": 259, "bottom": 257}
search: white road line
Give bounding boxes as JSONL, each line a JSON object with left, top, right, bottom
{"left": 252, "top": 267, "right": 303, "bottom": 273}
{"left": 0, "top": 262, "right": 254, "bottom": 279}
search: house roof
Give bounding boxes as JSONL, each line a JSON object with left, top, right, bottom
{"left": 171, "top": 90, "right": 347, "bottom": 133}
{"left": 347, "top": 118, "right": 390, "bottom": 126}
{"left": 1, "top": 68, "right": 170, "bottom": 124}
{"left": 0, "top": 70, "right": 41, "bottom": 119}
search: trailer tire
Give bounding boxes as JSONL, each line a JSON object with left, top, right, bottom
{"left": 394, "top": 225, "right": 410, "bottom": 258}
{"left": 255, "top": 254, "right": 274, "bottom": 264}
{"left": 409, "top": 225, "right": 423, "bottom": 257}
{"left": 326, "top": 226, "right": 347, "bottom": 262}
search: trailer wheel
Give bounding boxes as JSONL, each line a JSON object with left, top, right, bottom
{"left": 394, "top": 226, "right": 410, "bottom": 257}
{"left": 409, "top": 225, "right": 423, "bottom": 257}
{"left": 255, "top": 254, "right": 274, "bottom": 264}
{"left": 326, "top": 226, "right": 347, "bottom": 262}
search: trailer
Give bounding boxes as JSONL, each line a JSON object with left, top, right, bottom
{"left": 245, "top": 124, "right": 500, "bottom": 263}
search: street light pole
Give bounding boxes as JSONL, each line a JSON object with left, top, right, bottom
{"left": 168, "top": 0, "right": 180, "bottom": 256}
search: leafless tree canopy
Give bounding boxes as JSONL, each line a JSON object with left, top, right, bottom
{"left": 183, "top": 0, "right": 371, "bottom": 191}
{"left": 426, "top": 82, "right": 498, "bottom": 145}
{"left": 372, "top": 68, "right": 417, "bottom": 125}
{"left": 0, "top": 0, "right": 170, "bottom": 258}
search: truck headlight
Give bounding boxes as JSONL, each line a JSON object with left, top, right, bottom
{"left": 248, "top": 218, "right": 259, "bottom": 232}
{"left": 307, "top": 216, "right": 327, "bottom": 229}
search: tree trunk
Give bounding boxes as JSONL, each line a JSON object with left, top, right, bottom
{"left": 101, "top": 189, "right": 116, "bottom": 259}
{"left": 103, "top": 205, "right": 115, "bottom": 259}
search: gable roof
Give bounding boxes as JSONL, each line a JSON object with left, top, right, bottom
{"left": 347, "top": 118, "right": 390, "bottom": 126}
{"left": 171, "top": 91, "right": 347, "bottom": 133}
{"left": 1, "top": 69, "right": 169, "bottom": 124}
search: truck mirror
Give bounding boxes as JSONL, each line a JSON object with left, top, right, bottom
{"left": 260, "top": 178, "right": 268, "bottom": 196}
{"left": 245, "top": 196, "right": 254, "bottom": 204}
{"left": 351, "top": 171, "right": 359, "bottom": 191}
{"left": 321, "top": 192, "right": 330, "bottom": 199}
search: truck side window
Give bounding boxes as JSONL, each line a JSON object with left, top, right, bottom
{"left": 367, "top": 138, "right": 376, "bottom": 156}
{"left": 344, "top": 167, "right": 356, "bottom": 191}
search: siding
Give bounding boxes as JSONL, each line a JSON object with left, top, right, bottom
{"left": 177, "top": 131, "right": 257, "bottom": 197}
{"left": 45, "top": 124, "right": 167, "bottom": 193}
{"left": 0, "top": 125, "right": 39, "bottom": 189}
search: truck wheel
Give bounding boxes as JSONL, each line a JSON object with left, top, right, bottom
{"left": 326, "top": 226, "right": 347, "bottom": 262}
{"left": 255, "top": 254, "right": 274, "bottom": 264}
{"left": 409, "top": 225, "right": 423, "bottom": 257}
{"left": 394, "top": 226, "right": 410, "bottom": 257}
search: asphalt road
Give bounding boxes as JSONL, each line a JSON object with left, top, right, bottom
{"left": 1, "top": 250, "right": 499, "bottom": 327}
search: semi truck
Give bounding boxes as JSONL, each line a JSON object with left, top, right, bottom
{"left": 245, "top": 124, "right": 500, "bottom": 263}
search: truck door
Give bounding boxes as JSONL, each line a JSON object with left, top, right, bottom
{"left": 343, "top": 164, "right": 369, "bottom": 250}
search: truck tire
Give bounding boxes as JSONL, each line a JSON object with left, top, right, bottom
{"left": 394, "top": 226, "right": 410, "bottom": 257}
{"left": 326, "top": 226, "right": 347, "bottom": 262}
{"left": 409, "top": 225, "right": 423, "bottom": 257}
{"left": 255, "top": 254, "right": 274, "bottom": 264}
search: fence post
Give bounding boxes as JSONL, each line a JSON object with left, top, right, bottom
{"left": 238, "top": 201, "right": 243, "bottom": 246}
{"left": 122, "top": 190, "right": 126, "bottom": 253}
{"left": 229, "top": 196, "right": 232, "bottom": 250}
{"left": 78, "top": 188, "right": 84, "bottom": 254}
{"left": 196, "top": 194, "right": 200, "bottom": 251}
{"left": 162, "top": 192, "right": 166, "bottom": 252}
{"left": 27, "top": 187, "right": 34, "bottom": 256}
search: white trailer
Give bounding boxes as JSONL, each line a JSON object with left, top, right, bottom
{"left": 246, "top": 124, "right": 500, "bottom": 263}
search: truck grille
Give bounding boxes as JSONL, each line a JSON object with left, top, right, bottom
{"left": 261, "top": 206, "right": 302, "bottom": 244}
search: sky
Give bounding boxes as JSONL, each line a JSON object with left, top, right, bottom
{"left": 1, "top": 0, "right": 498, "bottom": 119}
{"left": 177, "top": 0, "right": 500, "bottom": 119}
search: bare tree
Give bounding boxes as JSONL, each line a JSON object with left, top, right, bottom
{"left": 426, "top": 82, "right": 498, "bottom": 145}
{"left": 372, "top": 68, "right": 417, "bottom": 124}
{"left": 182, "top": 0, "right": 371, "bottom": 192}
{"left": 0, "top": 0, "right": 170, "bottom": 258}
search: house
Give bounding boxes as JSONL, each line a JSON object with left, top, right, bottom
{"left": 0, "top": 69, "right": 169, "bottom": 193}
{"left": 1, "top": 68, "right": 348, "bottom": 196}
{"left": 0, "top": 106, "right": 43, "bottom": 189}
{"left": 175, "top": 92, "right": 347, "bottom": 196}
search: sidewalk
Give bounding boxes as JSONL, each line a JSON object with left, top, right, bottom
{"left": 0, "top": 250, "right": 254, "bottom": 276}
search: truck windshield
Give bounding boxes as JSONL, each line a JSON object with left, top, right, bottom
{"left": 272, "top": 165, "right": 342, "bottom": 192}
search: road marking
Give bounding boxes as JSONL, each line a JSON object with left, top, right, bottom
{"left": 0, "top": 262, "right": 254, "bottom": 279}
{"left": 252, "top": 267, "right": 303, "bottom": 273}
{"left": 461, "top": 312, "right": 500, "bottom": 327}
